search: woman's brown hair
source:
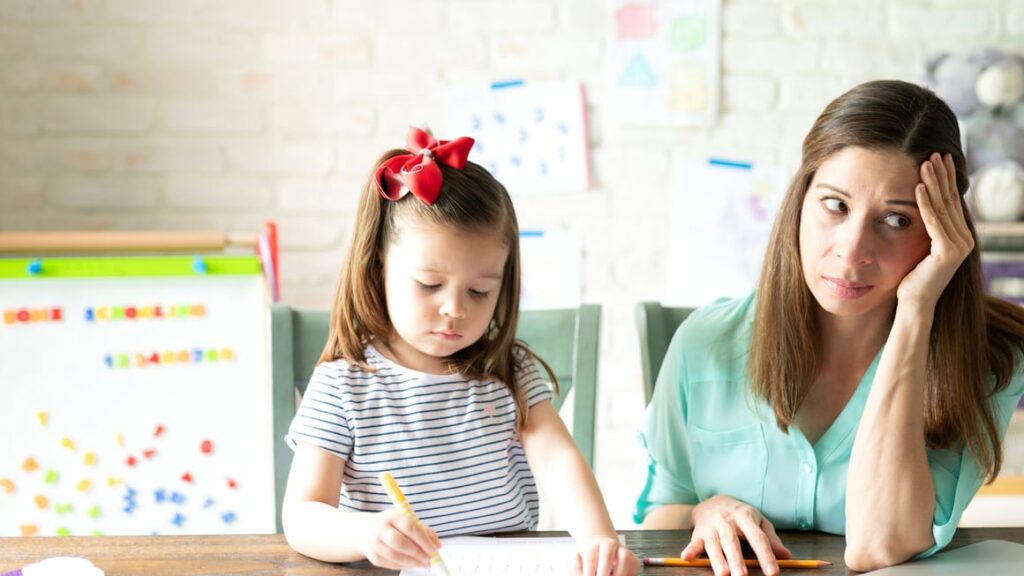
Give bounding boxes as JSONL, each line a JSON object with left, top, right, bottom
{"left": 320, "top": 149, "right": 557, "bottom": 430}
{"left": 750, "top": 79, "right": 1024, "bottom": 480}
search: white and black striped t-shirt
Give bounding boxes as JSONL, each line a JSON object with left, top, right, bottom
{"left": 285, "top": 344, "right": 553, "bottom": 536}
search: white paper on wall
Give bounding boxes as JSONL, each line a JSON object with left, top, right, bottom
{"left": 666, "top": 158, "right": 787, "bottom": 307}
{"left": 519, "top": 230, "right": 582, "bottom": 310}
{"left": 605, "top": 0, "right": 721, "bottom": 127}
{"left": 444, "top": 80, "right": 591, "bottom": 194}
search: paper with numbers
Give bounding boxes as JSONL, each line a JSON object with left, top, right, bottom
{"left": 400, "top": 536, "right": 583, "bottom": 576}
{"left": 444, "top": 80, "right": 591, "bottom": 195}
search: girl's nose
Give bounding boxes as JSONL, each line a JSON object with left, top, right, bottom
{"left": 440, "top": 292, "right": 467, "bottom": 319}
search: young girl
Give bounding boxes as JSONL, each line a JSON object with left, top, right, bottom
{"left": 283, "top": 127, "right": 638, "bottom": 576}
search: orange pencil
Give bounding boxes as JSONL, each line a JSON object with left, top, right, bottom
{"left": 643, "top": 557, "right": 832, "bottom": 569}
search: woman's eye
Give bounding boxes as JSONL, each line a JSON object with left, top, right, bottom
{"left": 417, "top": 282, "right": 441, "bottom": 291}
{"left": 883, "top": 213, "right": 911, "bottom": 229}
{"left": 469, "top": 289, "right": 491, "bottom": 299}
{"left": 823, "top": 197, "right": 847, "bottom": 213}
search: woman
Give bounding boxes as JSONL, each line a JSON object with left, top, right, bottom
{"left": 635, "top": 80, "right": 1024, "bottom": 575}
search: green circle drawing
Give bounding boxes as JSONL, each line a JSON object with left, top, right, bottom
{"left": 670, "top": 15, "right": 707, "bottom": 52}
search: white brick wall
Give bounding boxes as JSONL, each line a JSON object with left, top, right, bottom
{"left": 161, "top": 102, "right": 264, "bottom": 135}
{"left": 0, "top": 139, "right": 112, "bottom": 172}
{"left": 147, "top": 29, "right": 258, "bottom": 66}
{"left": 105, "top": 0, "right": 214, "bottom": 25}
{"left": 34, "top": 27, "right": 144, "bottom": 62}
{"left": 0, "top": 175, "right": 44, "bottom": 210}
{"left": 42, "top": 99, "right": 153, "bottom": 134}
{"left": 164, "top": 176, "right": 273, "bottom": 209}
{"left": 117, "top": 141, "right": 225, "bottom": 174}
{"left": 1, "top": 0, "right": 1021, "bottom": 529}
{"left": 331, "top": 0, "right": 446, "bottom": 32}
{"left": 888, "top": 4, "right": 993, "bottom": 39}
{"left": 226, "top": 141, "right": 335, "bottom": 175}
{"left": 51, "top": 175, "right": 162, "bottom": 209}
{"left": 447, "top": 1, "right": 556, "bottom": 33}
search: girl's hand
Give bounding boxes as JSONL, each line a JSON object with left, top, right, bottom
{"left": 356, "top": 508, "right": 442, "bottom": 569}
{"left": 682, "top": 495, "right": 791, "bottom": 576}
{"left": 897, "top": 153, "right": 975, "bottom": 312}
{"left": 574, "top": 535, "right": 640, "bottom": 576}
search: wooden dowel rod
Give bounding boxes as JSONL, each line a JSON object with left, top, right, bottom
{"left": 0, "top": 231, "right": 260, "bottom": 254}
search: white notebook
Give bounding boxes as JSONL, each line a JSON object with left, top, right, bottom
{"left": 400, "top": 536, "right": 624, "bottom": 576}
{"left": 866, "top": 540, "right": 1024, "bottom": 575}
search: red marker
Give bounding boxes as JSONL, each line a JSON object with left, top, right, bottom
{"left": 154, "top": 425, "right": 165, "bottom": 437}
{"left": 226, "top": 478, "right": 237, "bottom": 489}
{"left": 181, "top": 472, "right": 193, "bottom": 483}
{"left": 200, "top": 439, "right": 213, "bottom": 454}
{"left": 126, "top": 456, "right": 137, "bottom": 467}
{"left": 143, "top": 449, "right": 156, "bottom": 459}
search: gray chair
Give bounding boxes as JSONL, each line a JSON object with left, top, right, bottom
{"left": 269, "top": 303, "right": 602, "bottom": 532}
{"left": 516, "top": 305, "right": 601, "bottom": 469}
{"left": 635, "top": 302, "right": 695, "bottom": 406}
{"left": 269, "top": 304, "right": 330, "bottom": 532}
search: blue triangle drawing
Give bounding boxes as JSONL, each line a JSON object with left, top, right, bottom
{"left": 619, "top": 53, "right": 657, "bottom": 88}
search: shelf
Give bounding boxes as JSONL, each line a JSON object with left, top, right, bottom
{"left": 978, "top": 475, "right": 1024, "bottom": 496}
{"left": 978, "top": 222, "right": 1024, "bottom": 251}
{"left": 978, "top": 222, "right": 1024, "bottom": 236}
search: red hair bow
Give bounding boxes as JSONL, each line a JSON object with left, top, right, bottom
{"left": 375, "top": 126, "right": 475, "bottom": 205}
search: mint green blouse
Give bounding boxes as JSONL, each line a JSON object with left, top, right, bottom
{"left": 635, "top": 293, "right": 1024, "bottom": 558}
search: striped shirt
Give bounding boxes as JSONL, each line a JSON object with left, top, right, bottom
{"left": 285, "top": 344, "right": 553, "bottom": 536}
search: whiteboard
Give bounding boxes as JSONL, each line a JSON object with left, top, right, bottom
{"left": 0, "top": 256, "right": 274, "bottom": 536}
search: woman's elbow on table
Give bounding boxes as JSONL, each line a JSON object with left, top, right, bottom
{"left": 844, "top": 534, "right": 933, "bottom": 572}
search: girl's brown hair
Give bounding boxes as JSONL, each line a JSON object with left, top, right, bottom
{"left": 750, "top": 79, "right": 1024, "bottom": 480}
{"left": 321, "top": 149, "right": 556, "bottom": 430}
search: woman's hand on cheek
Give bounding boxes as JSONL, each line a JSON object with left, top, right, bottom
{"left": 897, "top": 153, "right": 975, "bottom": 312}
{"left": 682, "top": 495, "right": 791, "bottom": 576}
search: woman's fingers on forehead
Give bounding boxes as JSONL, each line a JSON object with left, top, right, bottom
{"left": 921, "top": 161, "right": 943, "bottom": 201}
{"left": 929, "top": 154, "right": 948, "bottom": 190}
{"left": 944, "top": 153, "right": 960, "bottom": 195}
{"left": 925, "top": 152, "right": 958, "bottom": 193}
{"left": 942, "top": 154, "right": 973, "bottom": 245}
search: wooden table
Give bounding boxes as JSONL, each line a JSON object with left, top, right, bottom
{"left": 1, "top": 528, "right": 1022, "bottom": 575}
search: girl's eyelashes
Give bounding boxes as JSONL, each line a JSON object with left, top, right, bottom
{"left": 417, "top": 281, "right": 494, "bottom": 298}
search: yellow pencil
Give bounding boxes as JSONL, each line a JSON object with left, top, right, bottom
{"left": 643, "top": 557, "right": 832, "bottom": 569}
{"left": 379, "top": 472, "right": 452, "bottom": 576}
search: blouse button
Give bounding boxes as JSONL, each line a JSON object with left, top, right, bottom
{"left": 803, "top": 462, "right": 813, "bottom": 474}
{"left": 799, "top": 520, "right": 811, "bottom": 530}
